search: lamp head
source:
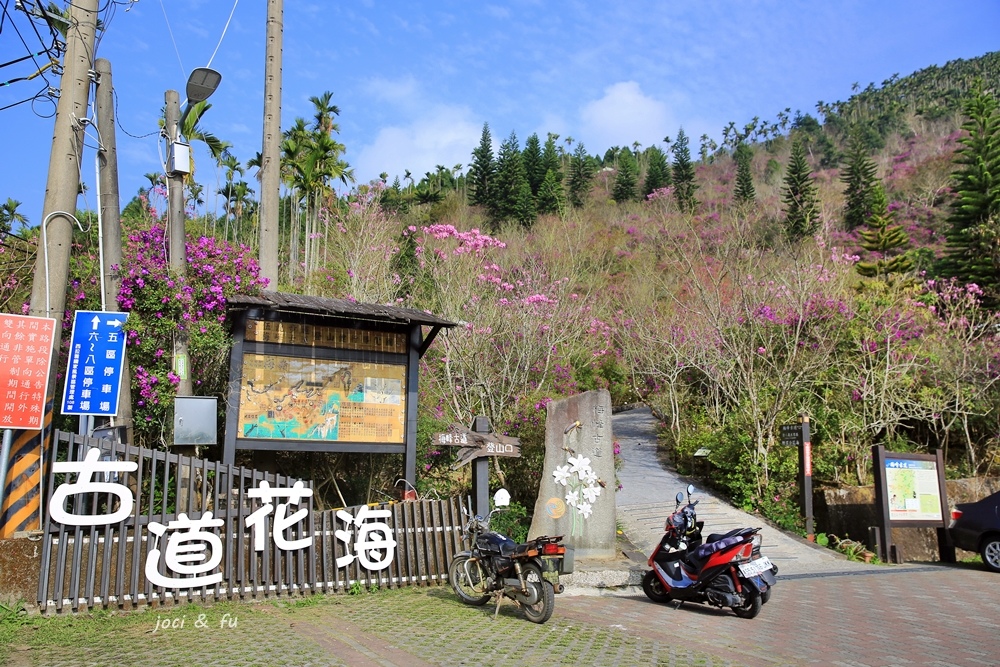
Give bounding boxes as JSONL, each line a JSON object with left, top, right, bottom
{"left": 185, "top": 67, "right": 222, "bottom": 104}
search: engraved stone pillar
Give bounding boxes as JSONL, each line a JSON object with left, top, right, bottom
{"left": 528, "top": 389, "right": 616, "bottom": 560}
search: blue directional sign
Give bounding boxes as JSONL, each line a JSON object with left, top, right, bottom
{"left": 61, "top": 310, "right": 129, "bottom": 416}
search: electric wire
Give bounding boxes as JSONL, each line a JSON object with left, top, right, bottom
{"left": 0, "top": 50, "right": 49, "bottom": 71}
{"left": 0, "top": 1, "right": 57, "bottom": 92}
{"left": 205, "top": 0, "right": 239, "bottom": 70}
{"left": 157, "top": 0, "right": 186, "bottom": 80}
{"left": 111, "top": 87, "right": 158, "bottom": 139}
{"left": 21, "top": 1, "right": 63, "bottom": 61}
{"left": 0, "top": 0, "right": 65, "bottom": 115}
{"left": 0, "top": 83, "right": 51, "bottom": 113}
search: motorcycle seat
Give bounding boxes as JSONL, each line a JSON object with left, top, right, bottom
{"left": 688, "top": 533, "right": 746, "bottom": 569}
{"left": 705, "top": 527, "right": 749, "bottom": 543}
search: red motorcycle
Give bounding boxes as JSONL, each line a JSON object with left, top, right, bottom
{"left": 641, "top": 485, "right": 777, "bottom": 619}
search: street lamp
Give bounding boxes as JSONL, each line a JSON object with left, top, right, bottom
{"left": 180, "top": 67, "right": 222, "bottom": 130}
{"left": 165, "top": 67, "right": 221, "bottom": 399}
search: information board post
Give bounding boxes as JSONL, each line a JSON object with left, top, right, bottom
{"left": 800, "top": 416, "right": 813, "bottom": 540}
{"left": 781, "top": 416, "right": 814, "bottom": 540}
{"left": 471, "top": 416, "right": 490, "bottom": 519}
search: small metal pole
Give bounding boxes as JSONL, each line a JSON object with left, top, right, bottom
{"left": 0, "top": 429, "right": 12, "bottom": 521}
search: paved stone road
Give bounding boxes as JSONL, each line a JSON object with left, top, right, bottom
{"left": 614, "top": 406, "right": 882, "bottom": 577}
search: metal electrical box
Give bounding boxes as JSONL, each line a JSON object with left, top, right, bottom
{"left": 167, "top": 141, "right": 191, "bottom": 175}
{"left": 173, "top": 396, "right": 218, "bottom": 445}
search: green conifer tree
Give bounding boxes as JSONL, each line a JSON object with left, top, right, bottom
{"left": 536, "top": 169, "right": 566, "bottom": 216}
{"left": 468, "top": 123, "right": 496, "bottom": 208}
{"left": 523, "top": 133, "right": 544, "bottom": 197}
{"left": 840, "top": 132, "right": 881, "bottom": 230}
{"left": 733, "top": 143, "right": 756, "bottom": 206}
{"left": 856, "top": 184, "right": 913, "bottom": 282}
{"left": 541, "top": 134, "right": 562, "bottom": 182}
{"left": 641, "top": 145, "right": 671, "bottom": 197}
{"left": 781, "top": 139, "right": 821, "bottom": 240}
{"left": 493, "top": 130, "right": 536, "bottom": 229}
{"left": 612, "top": 149, "right": 639, "bottom": 203}
{"left": 671, "top": 128, "right": 698, "bottom": 213}
{"left": 938, "top": 80, "right": 1000, "bottom": 296}
{"left": 568, "top": 142, "right": 595, "bottom": 209}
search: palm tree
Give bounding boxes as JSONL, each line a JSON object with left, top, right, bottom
{"left": 176, "top": 100, "right": 230, "bottom": 166}
{"left": 186, "top": 182, "right": 205, "bottom": 222}
{"left": 218, "top": 152, "right": 244, "bottom": 184}
{"left": 310, "top": 91, "right": 341, "bottom": 136}
{"left": 246, "top": 152, "right": 264, "bottom": 182}
{"left": 0, "top": 198, "right": 28, "bottom": 235}
{"left": 218, "top": 180, "right": 256, "bottom": 242}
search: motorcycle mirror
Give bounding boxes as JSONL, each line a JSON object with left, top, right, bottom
{"left": 687, "top": 484, "right": 695, "bottom": 496}
{"left": 675, "top": 491, "right": 684, "bottom": 504}
{"left": 493, "top": 488, "right": 511, "bottom": 507}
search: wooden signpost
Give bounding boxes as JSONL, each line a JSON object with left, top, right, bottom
{"left": 434, "top": 423, "right": 521, "bottom": 469}
{"left": 781, "top": 416, "right": 814, "bottom": 539}
{"left": 433, "top": 418, "right": 520, "bottom": 517}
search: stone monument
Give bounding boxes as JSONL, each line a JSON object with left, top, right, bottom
{"left": 528, "top": 389, "right": 616, "bottom": 560}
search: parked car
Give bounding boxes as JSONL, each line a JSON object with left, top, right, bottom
{"left": 949, "top": 490, "right": 1000, "bottom": 573}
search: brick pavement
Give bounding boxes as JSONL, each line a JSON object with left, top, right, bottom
{"left": 558, "top": 565, "right": 1000, "bottom": 667}
{"left": 6, "top": 564, "right": 998, "bottom": 666}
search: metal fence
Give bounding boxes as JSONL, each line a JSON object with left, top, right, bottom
{"left": 38, "top": 431, "right": 467, "bottom": 613}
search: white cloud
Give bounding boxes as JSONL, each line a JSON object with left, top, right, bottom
{"left": 578, "top": 81, "right": 672, "bottom": 151}
{"left": 363, "top": 76, "right": 421, "bottom": 109}
{"left": 352, "top": 105, "right": 481, "bottom": 185}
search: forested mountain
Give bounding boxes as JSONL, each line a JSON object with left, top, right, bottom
{"left": 3, "top": 51, "right": 998, "bottom": 531}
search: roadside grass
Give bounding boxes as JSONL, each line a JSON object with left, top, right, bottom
{"left": 0, "top": 600, "right": 298, "bottom": 666}
{"left": 1, "top": 587, "right": 726, "bottom": 667}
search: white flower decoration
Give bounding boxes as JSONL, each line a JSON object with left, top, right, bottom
{"left": 567, "top": 455, "right": 592, "bottom": 475}
{"left": 565, "top": 492, "right": 579, "bottom": 508}
{"left": 552, "top": 465, "right": 572, "bottom": 487}
{"left": 582, "top": 484, "right": 601, "bottom": 504}
{"left": 578, "top": 501, "right": 593, "bottom": 518}
{"left": 581, "top": 468, "right": 599, "bottom": 485}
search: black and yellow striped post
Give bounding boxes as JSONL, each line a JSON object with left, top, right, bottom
{"left": 0, "top": 402, "right": 53, "bottom": 538}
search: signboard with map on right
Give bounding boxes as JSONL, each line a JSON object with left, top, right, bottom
{"left": 871, "top": 445, "right": 950, "bottom": 564}
{"left": 886, "top": 457, "right": 943, "bottom": 522}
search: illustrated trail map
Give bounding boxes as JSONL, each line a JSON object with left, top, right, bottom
{"left": 238, "top": 353, "right": 406, "bottom": 443}
{"left": 885, "top": 458, "right": 942, "bottom": 522}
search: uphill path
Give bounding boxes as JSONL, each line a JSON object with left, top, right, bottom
{"left": 613, "top": 405, "right": 889, "bottom": 577}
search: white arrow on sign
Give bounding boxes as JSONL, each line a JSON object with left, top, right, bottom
{"left": 91, "top": 315, "right": 101, "bottom": 329}
{"left": 106, "top": 318, "right": 125, "bottom": 327}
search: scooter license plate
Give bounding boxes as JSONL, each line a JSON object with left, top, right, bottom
{"left": 738, "top": 556, "right": 772, "bottom": 577}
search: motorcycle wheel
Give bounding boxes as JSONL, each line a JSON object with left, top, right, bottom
{"left": 641, "top": 570, "right": 670, "bottom": 603}
{"left": 449, "top": 555, "right": 490, "bottom": 606}
{"left": 761, "top": 587, "right": 772, "bottom": 604}
{"left": 519, "top": 563, "right": 555, "bottom": 624}
{"left": 732, "top": 587, "right": 762, "bottom": 619}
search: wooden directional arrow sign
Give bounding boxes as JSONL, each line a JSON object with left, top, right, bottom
{"left": 433, "top": 423, "right": 521, "bottom": 469}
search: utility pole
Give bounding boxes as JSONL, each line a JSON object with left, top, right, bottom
{"left": 258, "top": 0, "right": 283, "bottom": 287}
{"left": 164, "top": 89, "right": 192, "bottom": 397}
{"left": 28, "top": 0, "right": 98, "bottom": 364}
{"left": 95, "top": 57, "right": 133, "bottom": 444}
{"left": 15, "top": 0, "right": 97, "bottom": 535}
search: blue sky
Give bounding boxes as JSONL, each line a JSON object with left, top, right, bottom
{"left": 1, "top": 0, "right": 998, "bottom": 229}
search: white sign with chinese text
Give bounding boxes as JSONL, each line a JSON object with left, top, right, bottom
{"left": 49, "top": 447, "right": 397, "bottom": 589}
